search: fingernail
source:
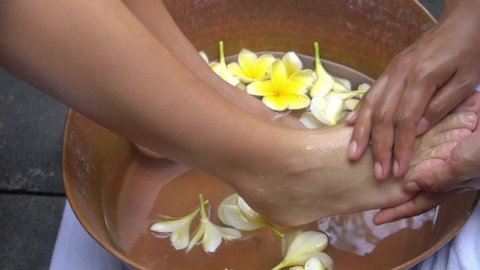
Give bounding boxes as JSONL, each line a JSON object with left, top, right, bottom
{"left": 348, "top": 140, "right": 358, "bottom": 158}
{"left": 393, "top": 160, "right": 400, "bottom": 177}
{"left": 346, "top": 111, "right": 357, "bottom": 122}
{"left": 405, "top": 181, "right": 421, "bottom": 192}
{"left": 374, "top": 162, "right": 383, "bottom": 179}
{"left": 463, "top": 113, "right": 477, "bottom": 125}
{"left": 416, "top": 117, "right": 429, "bottom": 134}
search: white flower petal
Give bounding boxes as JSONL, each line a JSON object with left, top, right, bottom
{"left": 310, "top": 76, "right": 334, "bottom": 97}
{"left": 187, "top": 223, "right": 205, "bottom": 252}
{"left": 344, "top": 98, "right": 360, "bottom": 111}
{"left": 237, "top": 196, "right": 260, "bottom": 219}
{"left": 289, "top": 267, "right": 305, "bottom": 270}
{"left": 304, "top": 257, "right": 324, "bottom": 270}
{"left": 311, "top": 252, "right": 333, "bottom": 270}
{"left": 299, "top": 112, "right": 323, "bottom": 129}
{"left": 282, "top": 52, "right": 303, "bottom": 77}
{"left": 202, "top": 221, "right": 223, "bottom": 253}
{"left": 150, "top": 218, "right": 188, "bottom": 233}
{"left": 238, "top": 48, "right": 258, "bottom": 76}
{"left": 218, "top": 194, "right": 239, "bottom": 226}
{"left": 332, "top": 77, "right": 352, "bottom": 92}
{"left": 284, "top": 231, "right": 328, "bottom": 265}
{"left": 170, "top": 225, "right": 190, "bottom": 250}
{"left": 199, "top": 51, "right": 209, "bottom": 63}
{"left": 358, "top": 82, "right": 371, "bottom": 91}
{"left": 217, "top": 226, "right": 242, "bottom": 241}
{"left": 323, "top": 95, "right": 346, "bottom": 125}
{"left": 223, "top": 204, "right": 265, "bottom": 230}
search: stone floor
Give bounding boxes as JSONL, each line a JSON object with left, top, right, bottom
{"left": 0, "top": 2, "right": 442, "bottom": 269}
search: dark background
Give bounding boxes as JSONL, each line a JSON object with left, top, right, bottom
{"left": 0, "top": 1, "right": 443, "bottom": 269}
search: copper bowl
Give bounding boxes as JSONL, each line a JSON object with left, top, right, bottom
{"left": 63, "top": 1, "right": 479, "bottom": 269}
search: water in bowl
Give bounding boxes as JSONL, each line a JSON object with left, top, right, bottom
{"left": 102, "top": 54, "right": 442, "bottom": 270}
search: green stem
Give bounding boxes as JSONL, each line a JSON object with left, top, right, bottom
{"left": 314, "top": 41, "right": 320, "bottom": 66}
{"left": 271, "top": 261, "right": 287, "bottom": 270}
{"left": 198, "top": 194, "right": 209, "bottom": 219}
{"left": 266, "top": 222, "right": 285, "bottom": 239}
{"left": 219, "top": 40, "right": 226, "bottom": 66}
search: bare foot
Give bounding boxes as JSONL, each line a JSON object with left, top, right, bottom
{"left": 235, "top": 112, "right": 477, "bottom": 226}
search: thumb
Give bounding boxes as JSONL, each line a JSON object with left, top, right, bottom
{"left": 404, "top": 158, "right": 465, "bottom": 193}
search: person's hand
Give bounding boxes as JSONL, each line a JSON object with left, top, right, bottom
{"left": 347, "top": 1, "right": 480, "bottom": 180}
{"left": 229, "top": 110, "right": 477, "bottom": 226}
{"left": 373, "top": 93, "right": 480, "bottom": 224}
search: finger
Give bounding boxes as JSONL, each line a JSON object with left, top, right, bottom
{"left": 348, "top": 76, "right": 388, "bottom": 161}
{"left": 392, "top": 69, "right": 453, "bottom": 178}
{"left": 369, "top": 62, "right": 412, "bottom": 179}
{"left": 373, "top": 192, "right": 450, "bottom": 225}
{"left": 418, "top": 73, "right": 478, "bottom": 134}
{"left": 404, "top": 154, "right": 467, "bottom": 192}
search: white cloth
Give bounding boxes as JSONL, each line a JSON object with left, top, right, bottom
{"left": 413, "top": 201, "right": 480, "bottom": 270}
{"left": 49, "top": 203, "right": 124, "bottom": 270}
{"left": 50, "top": 202, "right": 480, "bottom": 270}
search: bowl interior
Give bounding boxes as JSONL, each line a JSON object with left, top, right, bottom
{"left": 63, "top": 1, "right": 477, "bottom": 269}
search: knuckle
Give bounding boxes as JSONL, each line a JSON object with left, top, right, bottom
{"left": 426, "top": 98, "right": 446, "bottom": 116}
{"left": 411, "top": 62, "right": 434, "bottom": 82}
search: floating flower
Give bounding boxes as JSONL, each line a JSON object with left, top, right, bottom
{"left": 218, "top": 194, "right": 284, "bottom": 238}
{"left": 150, "top": 207, "right": 200, "bottom": 250}
{"left": 227, "top": 49, "right": 276, "bottom": 83}
{"left": 187, "top": 194, "right": 242, "bottom": 253}
{"left": 247, "top": 55, "right": 316, "bottom": 111}
{"left": 307, "top": 89, "right": 368, "bottom": 126}
{"left": 309, "top": 42, "right": 335, "bottom": 97}
{"left": 332, "top": 77, "right": 351, "bottom": 92}
{"left": 273, "top": 230, "right": 332, "bottom": 270}
{"left": 209, "top": 41, "right": 240, "bottom": 87}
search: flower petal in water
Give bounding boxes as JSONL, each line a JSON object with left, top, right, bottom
{"left": 247, "top": 59, "right": 315, "bottom": 111}
{"left": 150, "top": 208, "right": 199, "bottom": 250}
{"left": 332, "top": 77, "right": 352, "bottom": 92}
{"left": 218, "top": 194, "right": 284, "bottom": 238}
{"left": 188, "top": 194, "right": 242, "bottom": 253}
{"left": 310, "top": 95, "right": 345, "bottom": 126}
{"left": 209, "top": 41, "right": 240, "bottom": 87}
{"left": 309, "top": 42, "right": 335, "bottom": 97}
{"left": 273, "top": 230, "right": 330, "bottom": 270}
{"left": 299, "top": 112, "right": 323, "bottom": 129}
{"left": 227, "top": 49, "right": 276, "bottom": 83}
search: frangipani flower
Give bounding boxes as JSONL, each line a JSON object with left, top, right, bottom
{"left": 227, "top": 49, "right": 276, "bottom": 83}
{"left": 310, "top": 95, "right": 345, "bottom": 126}
{"left": 273, "top": 230, "right": 332, "bottom": 270}
{"left": 247, "top": 57, "right": 316, "bottom": 111}
{"left": 218, "top": 194, "right": 284, "bottom": 238}
{"left": 209, "top": 41, "right": 240, "bottom": 87}
{"left": 150, "top": 208, "right": 200, "bottom": 250}
{"left": 187, "top": 194, "right": 241, "bottom": 253}
{"left": 310, "top": 42, "right": 335, "bottom": 97}
{"left": 307, "top": 90, "right": 368, "bottom": 126}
